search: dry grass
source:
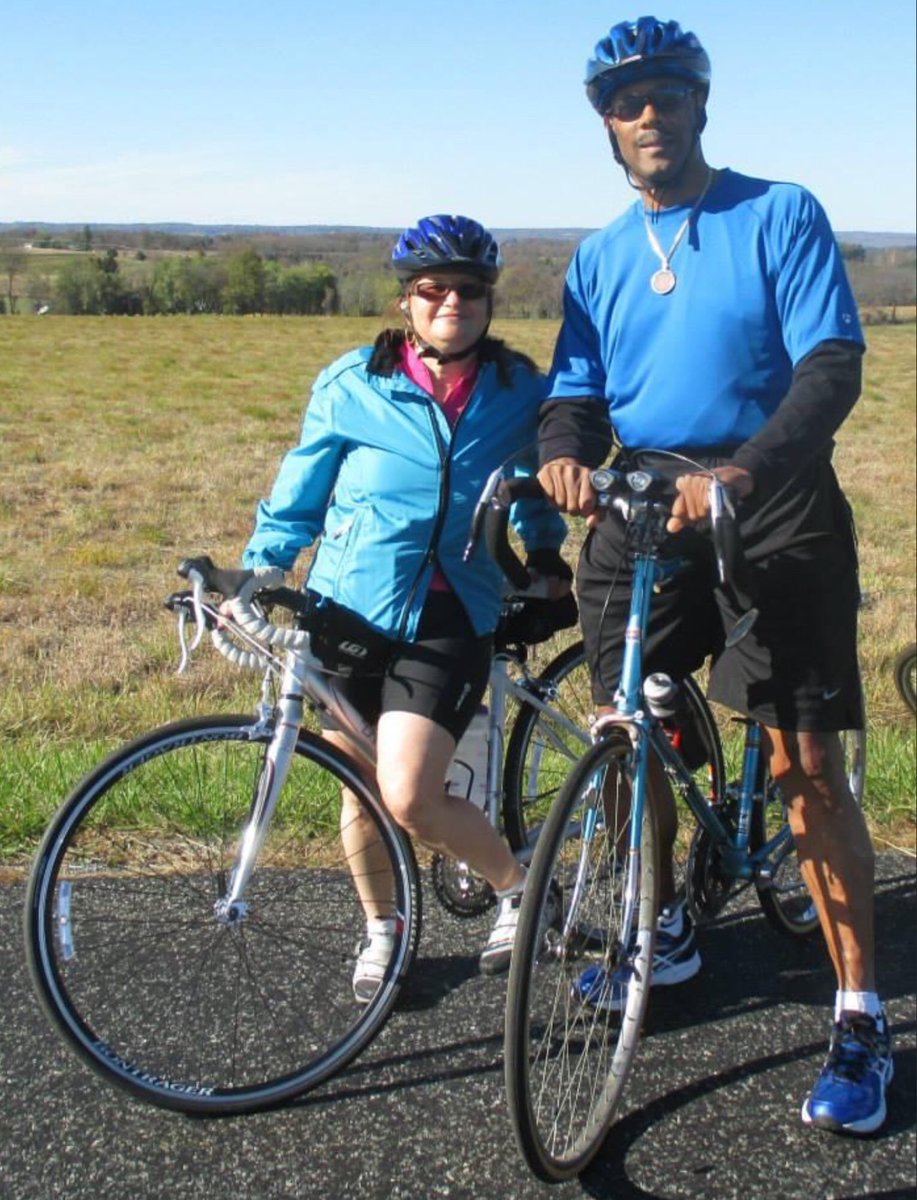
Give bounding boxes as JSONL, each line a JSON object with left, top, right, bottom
{"left": 0, "top": 316, "right": 913, "bottom": 849}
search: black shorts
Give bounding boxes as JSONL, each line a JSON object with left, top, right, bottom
{"left": 576, "top": 453, "right": 864, "bottom": 732}
{"left": 331, "top": 590, "right": 493, "bottom": 742}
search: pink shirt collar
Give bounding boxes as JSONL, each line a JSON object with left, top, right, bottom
{"left": 400, "top": 339, "right": 478, "bottom": 427}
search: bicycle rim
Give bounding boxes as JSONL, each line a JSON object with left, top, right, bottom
{"left": 24, "top": 716, "right": 421, "bottom": 1114}
{"left": 505, "top": 730, "right": 659, "bottom": 1181}
{"left": 503, "top": 641, "right": 593, "bottom": 853}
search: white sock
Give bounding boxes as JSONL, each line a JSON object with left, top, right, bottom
{"left": 367, "top": 917, "right": 396, "bottom": 941}
{"left": 496, "top": 868, "right": 527, "bottom": 900}
{"left": 835, "top": 990, "right": 884, "bottom": 1022}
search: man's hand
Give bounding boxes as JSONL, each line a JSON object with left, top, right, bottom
{"left": 537, "top": 458, "right": 601, "bottom": 524}
{"left": 667, "top": 465, "right": 754, "bottom": 534}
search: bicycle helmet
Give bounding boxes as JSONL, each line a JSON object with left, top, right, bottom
{"left": 585, "top": 17, "right": 711, "bottom": 116}
{"left": 392, "top": 215, "right": 503, "bottom": 284}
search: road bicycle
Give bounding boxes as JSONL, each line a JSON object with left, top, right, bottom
{"left": 23, "top": 557, "right": 591, "bottom": 1116}
{"left": 496, "top": 461, "right": 867, "bottom": 1182}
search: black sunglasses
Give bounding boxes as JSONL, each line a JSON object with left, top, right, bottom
{"left": 409, "top": 279, "right": 490, "bottom": 302}
{"left": 608, "top": 83, "right": 693, "bottom": 122}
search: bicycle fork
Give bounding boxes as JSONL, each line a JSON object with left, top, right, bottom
{"left": 559, "top": 727, "right": 649, "bottom": 961}
{"left": 215, "top": 651, "right": 306, "bottom": 924}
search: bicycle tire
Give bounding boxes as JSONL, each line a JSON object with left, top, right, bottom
{"left": 753, "top": 726, "right": 866, "bottom": 937}
{"left": 502, "top": 641, "right": 594, "bottom": 854}
{"left": 505, "top": 728, "right": 660, "bottom": 1182}
{"left": 894, "top": 643, "right": 917, "bottom": 715}
{"left": 24, "top": 714, "right": 421, "bottom": 1115}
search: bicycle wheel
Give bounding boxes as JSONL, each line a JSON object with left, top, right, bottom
{"left": 25, "top": 715, "right": 421, "bottom": 1115}
{"left": 505, "top": 728, "right": 660, "bottom": 1182}
{"left": 894, "top": 644, "right": 916, "bottom": 715}
{"left": 753, "top": 726, "right": 866, "bottom": 937}
{"left": 503, "top": 641, "right": 594, "bottom": 854}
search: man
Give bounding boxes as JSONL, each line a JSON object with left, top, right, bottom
{"left": 538, "top": 16, "right": 891, "bottom": 1135}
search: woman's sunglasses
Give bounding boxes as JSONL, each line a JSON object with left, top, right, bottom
{"left": 608, "top": 83, "right": 693, "bottom": 122}
{"left": 409, "top": 279, "right": 490, "bottom": 302}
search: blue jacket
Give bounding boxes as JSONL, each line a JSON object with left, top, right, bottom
{"left": 243, "top": 345, "right": 567, "bottom": 640}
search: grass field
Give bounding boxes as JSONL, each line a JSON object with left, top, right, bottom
{"left": 0, "top": 316, "right": 914, "bottom": 858}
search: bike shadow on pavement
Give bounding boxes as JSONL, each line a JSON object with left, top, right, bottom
{"left": 575, "top": 1028, "right": 916, "bottom": 1200}
{"left": 394, "top": 951, "right": 484, "bottom": 1012}
{"left": 573, "top": 867, "right": 916, "bottom": 1198}
{"left": 642, "top": 867, "right": 916, "bottom": 1035}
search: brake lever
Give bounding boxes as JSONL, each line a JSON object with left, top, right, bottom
{"left": 709, "top": 478, "right": 734, "bottom": 586}
{"left": 709, "top": 478, "right": 760, "bottom": 646}
{"left": 464, "top": 466, "right": 505, "bottom": 562}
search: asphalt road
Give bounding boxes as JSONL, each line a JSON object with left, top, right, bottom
{"left": 1, "top": 853, "right": 914, "bottom": 1200}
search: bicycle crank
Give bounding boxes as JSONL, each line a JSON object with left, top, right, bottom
{"left": 685, "top": 825, "right": 742, "bottom": 922}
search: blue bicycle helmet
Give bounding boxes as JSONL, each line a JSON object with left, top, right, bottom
{"left": 585, "top": 16, "right": 711, "bottom": 116}
{"left": 392, "top": 215, "right": 503, "bottom": 284}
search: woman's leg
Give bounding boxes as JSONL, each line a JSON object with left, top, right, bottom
{"left": 375, "top": 710, "right": 524, "bottom": 894}
{"left": 323, "top": 729, "right": 397, "bottom": 922}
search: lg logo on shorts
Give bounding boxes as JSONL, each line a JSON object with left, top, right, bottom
{"left": 340, "top": 641, "right": 369, "bottom": 660}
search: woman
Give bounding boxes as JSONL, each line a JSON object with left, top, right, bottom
{"left": 243, "top": 215, "right": 570, "bottom": 1001}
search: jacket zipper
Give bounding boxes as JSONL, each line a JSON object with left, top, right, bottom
{"left": 396, "top": 394, "right": 473, "bottom": 640}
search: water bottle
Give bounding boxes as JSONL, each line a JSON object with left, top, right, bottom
{"left": 446, "top": 707, "right": 490, "bottom": 811}
{"left": 643, "top": 673, "right": 707, "bottom": 770}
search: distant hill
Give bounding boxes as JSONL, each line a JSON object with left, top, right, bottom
{"left": 1, "top": 221, "right": 914, "bottom": 249}
{"left": 836, "top": 231, "right": 917, "bottom": 249}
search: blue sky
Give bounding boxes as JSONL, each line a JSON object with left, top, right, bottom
{"left": 3, "top": 1, "right": 915, "bottom": 233}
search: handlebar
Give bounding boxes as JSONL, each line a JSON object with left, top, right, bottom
{"left": 467, "top": 467, "right": 758, "bottom": 644}
{"left": 169, "top": 555, "right": 312, "bottom": 669}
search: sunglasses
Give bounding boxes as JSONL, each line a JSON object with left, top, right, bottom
{"left": 409, "top": 279, "right": 490, "bottom": 302}
{"left": 608, "top": 83, "right": 693, "bottom": 122}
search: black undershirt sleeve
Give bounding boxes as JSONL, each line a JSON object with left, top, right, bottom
{"left": 731, "top": 339, "right": 864, "bottom": 493}
{"left": 538, "top": 339, "right": 863, "bottom": 494}
{"left": 538, "top": 396, "right": 613, "bottom": 469}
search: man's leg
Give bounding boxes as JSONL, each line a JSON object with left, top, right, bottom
{"left": 768, "top": 726, "right": 892, "bottom": 1135}
{"left": 767, "top": 728, "right": 875, "bottom": 990}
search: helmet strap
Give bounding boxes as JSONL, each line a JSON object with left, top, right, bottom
{"left": 614, "top": 125, "right": 705, "bottom": 201}
{"left": 414, "top": 335, "right": 486, "bottom": 365}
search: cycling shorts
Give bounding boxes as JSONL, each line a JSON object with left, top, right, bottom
{"left": 576, "top": 453, "right": 864, "bottom": 732}
{"left": 331, "top": 590, "right": 493, "bottom": 742}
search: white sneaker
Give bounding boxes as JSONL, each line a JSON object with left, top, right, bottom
{"left": 480, "top": 889, "right": 523, "bottom": 975}
{"left": 480, "top": 876, "right": 562, "bottom": 975}
{"left": 352, "top": 919, "right": 396, "bottom": 1004}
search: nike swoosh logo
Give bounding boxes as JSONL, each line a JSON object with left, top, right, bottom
{"left": 822, "top": 688, "right": 841, "bottom": 701}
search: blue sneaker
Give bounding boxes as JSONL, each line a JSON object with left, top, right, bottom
{"left": 802, "top": 1011, "right": 893, "bottom": 1135}
{"left": 574, "top": 901, "right": 701, "bottom": 1012}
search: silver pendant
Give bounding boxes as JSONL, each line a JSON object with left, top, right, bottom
{"left": 651, "top": 268, "right": 676, "bottom": 295}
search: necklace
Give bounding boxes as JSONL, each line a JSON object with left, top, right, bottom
{"left": 643, "top": 169, "right": 715, "bottom": 295}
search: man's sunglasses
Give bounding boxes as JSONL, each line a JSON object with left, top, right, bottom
{"left": 409, "top": 279, "right": 490, "bottom": 302}
{"left": 608, "top": 83, "right": 693, "bottom": 122}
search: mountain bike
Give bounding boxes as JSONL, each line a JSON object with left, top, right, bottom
{"left": 23, "top": 558, "right": 589, "bottom": 1116}
{"left": 494, "top": 463, "right": 866, "bottom": 1182}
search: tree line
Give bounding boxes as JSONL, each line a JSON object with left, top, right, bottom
{"left": 1, "top": 228, "right": 914, "bottom": 320}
